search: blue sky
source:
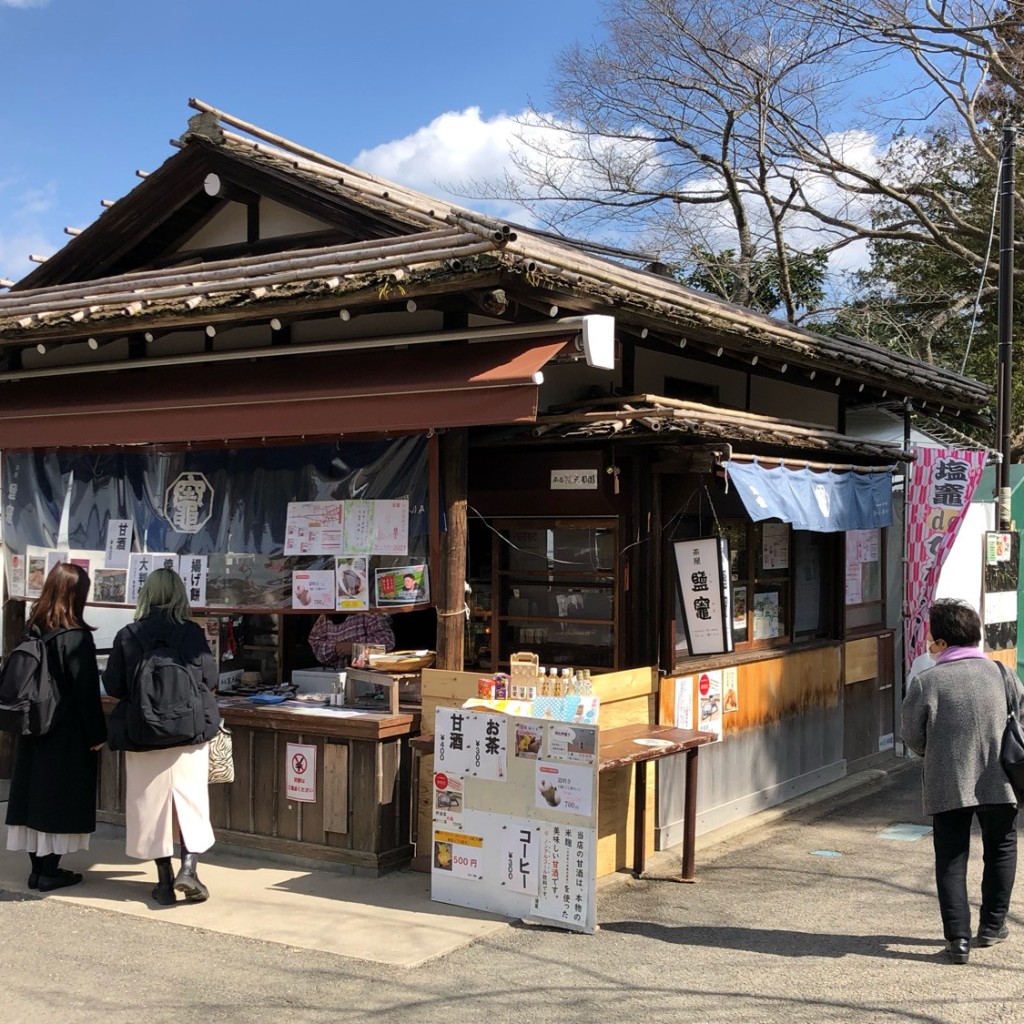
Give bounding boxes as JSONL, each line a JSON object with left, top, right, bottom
{"left": 0, "top": 0, "right": 604, "bottom": 282}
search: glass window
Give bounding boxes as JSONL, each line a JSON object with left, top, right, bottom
{"left": 671, "top": 518, "right": 837, "bottom": 669}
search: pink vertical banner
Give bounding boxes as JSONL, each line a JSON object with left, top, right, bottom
{"left": 904, "top": 447, "right": 988, "bottom": 673}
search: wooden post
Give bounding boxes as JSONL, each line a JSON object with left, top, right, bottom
{"left": 435, "top": 428, "right": 468, "bottom": 671}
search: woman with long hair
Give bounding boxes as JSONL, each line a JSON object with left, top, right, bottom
{"left": 5, "top": 563, "right": 107, "bottom": 891}
{"left": 103, "top": 567, "right": 219, "bottom": 907}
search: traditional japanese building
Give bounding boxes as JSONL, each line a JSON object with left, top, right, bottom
{"left": 0, "top": 101, "right": 991, "bottom": 866}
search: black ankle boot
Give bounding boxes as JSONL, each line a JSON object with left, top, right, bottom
{"left": 173, "top": 852, "right": 209, "bottom": 903}
{"left": 152, "top": 857, "right": 176, "bottom": 906}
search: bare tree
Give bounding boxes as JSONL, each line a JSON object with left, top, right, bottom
{"left": 468, "top": 0, "right": 1023, "bottom": 326}
{"left": 471, "top": 0, "right": 877, "bottom": 321}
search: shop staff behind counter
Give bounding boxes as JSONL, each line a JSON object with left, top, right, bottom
{"left": 307, "top": 612, "right": 395, "bottom": 670}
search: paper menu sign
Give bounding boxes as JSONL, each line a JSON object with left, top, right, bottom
{"left": 104, "top": 519, "right": 134, "bottom": 568}
{"left": 291, "top": 570, "right": 336, "bottom": 610}
{"left": 536, "top": 760, "right": 594, "bottom": 818}
{"left": 545, "top": 725, "right": 597, "bottom": 765}
{"left": 335, "top": 556, "right": 369, "bottom": 611}
{"left": 432, "top": 773, "right": 465, "bottom": 828}
{"left": 499, "top": 820, "right": 541, "bottom": 895}
{"left": 127, "top": 552, "right": 178, "bottom": 604}
{"left": 434, "top": 707, "right": 508, "bottom": 781}
{"left": 177, "top": 554, "right": 208, "bottom": 608}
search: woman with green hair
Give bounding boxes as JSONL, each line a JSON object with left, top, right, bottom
{"left": 103, "top": 567, "right": 220, "bottom": 907}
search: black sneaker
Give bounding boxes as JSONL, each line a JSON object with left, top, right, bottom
{"left": 976, "top": 925, "right": 1010, "bottom": 947}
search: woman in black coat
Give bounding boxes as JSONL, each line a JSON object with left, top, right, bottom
{"left": 5, "top": 563, "right": 107, "bottom": 891}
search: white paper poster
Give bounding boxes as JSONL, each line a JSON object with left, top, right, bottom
{"left": 696, "top": 671, "right": 724, "bottom": 742}
{"left": 25, "top": 546, "right": 47, "bottom": 599}
{"left": 762, "top": 522, "right": 790, "bottom": 569}
{"left": 127, "top": 552, "right": 178, "bottom": 604}
{"left": 283, "top": 501, "right": 345, "bottom": 555}
{"left": 433, "top": 829, "right": 484, "bottom": 880}
{"left": 753, "top": 590, "right": 781, "bottom": 640}
{"left": 291, "top": 570, "right": 337, "bottom": 610}
{"left": 432, "top": 772, "right": 465, "bottom": 828}
{"left": 45, "top": 549, "right": 68, "bottom": 579}
{"left": 7, "top": 552, "right": 25, "bottom": 598}
{"left": 723, "top": 666, "right": 739, "bottom": 713}
{"left": 499, "top": 820, "right": 542, "bottom": 895}
{"left": 371, "top": 500, "right": 409, "bottom": 555}
{"left": 532, "top": 823, "right": 596, "bottom": 930}
{"left": 674, "top": 675, "right": 695, "bottom": 730}
{"left": 177, "top": 555, "right": 208, "bottom": 608}
{"left": 335, "top": 556, "right": 369, "bottom": 611}
{"left": 93, "top": 568, "right": 127, "bottom": 603}
{"left": 285, "top": 742, "right": 317, "bottom": 803}
{"left": 545, "top": 725, "right": 597, "bottom": 766}
{"left": 536, "top": 760, "right": 594, "bottom": 818}
{"left": 104, "top": 519, "right": 134, "bottom": 568}
{"left": 434, "top": 708, "right": 508, "bottom": 780}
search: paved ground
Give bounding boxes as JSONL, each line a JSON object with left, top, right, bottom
{"left": 2, "top": 760, "right": 1023, "bottom": 1024}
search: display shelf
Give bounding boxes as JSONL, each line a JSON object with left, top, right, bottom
{"left": 485, "top": 518, "right": 619, "bottom": 671}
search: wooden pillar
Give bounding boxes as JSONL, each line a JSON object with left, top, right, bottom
{"left": 435, "top": 428, "right": 468, "bottom": 670}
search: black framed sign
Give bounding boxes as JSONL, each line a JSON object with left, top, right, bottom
{"left": 673, "top": 536, "right": 734, "bottom": 656}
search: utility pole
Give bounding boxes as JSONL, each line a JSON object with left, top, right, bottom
{"left": 997, "top": 126, "right": 1016, "bottom": 530}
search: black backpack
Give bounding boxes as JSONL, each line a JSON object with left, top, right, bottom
{"left": 0, "top": 628, "right": 66, "bottom": 737}
{"left": 126, "top": 623, "right": 205, "bottom": 748}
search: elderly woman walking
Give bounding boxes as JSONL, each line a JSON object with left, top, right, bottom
{"left": 902, "top": 599, "right": 1024, "bottom": 964}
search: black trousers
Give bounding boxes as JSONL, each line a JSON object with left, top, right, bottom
{"left": 932, "top": 804, "right": 1018, "bottom": 940}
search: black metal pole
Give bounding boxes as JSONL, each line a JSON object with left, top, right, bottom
{"left": 997, "top": 127, "right": 1016, "bottom": 529}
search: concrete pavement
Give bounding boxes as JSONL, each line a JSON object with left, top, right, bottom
{"left": 2, "top": 759, "right": 1024, "bottom": 1023}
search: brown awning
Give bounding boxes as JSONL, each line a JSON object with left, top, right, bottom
{"left": 0, "top": 336, "right": 569, "bottom": 449}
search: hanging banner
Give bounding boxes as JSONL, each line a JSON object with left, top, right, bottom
{"left": 673, "top": 537, "right": 733, "bottom": 656}
{"left": 904, "top": 447, "right": 988, "bottom": 673}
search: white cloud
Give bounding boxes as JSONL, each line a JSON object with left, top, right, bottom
{"left": 0, "top": 1, "right": 50, "bottom": 7}
{"left": 353, "top": 107, "right": 539, "bottom": 224}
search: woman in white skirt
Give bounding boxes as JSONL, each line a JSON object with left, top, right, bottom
{"left": 103, "top": 568, "right": 220, "bottom": 906}
{"left": 6, "top": 564, "right": 107, "bottom": 891}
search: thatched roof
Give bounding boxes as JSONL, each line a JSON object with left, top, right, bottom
{"left": 0, "top": 101, "right": 990, "bottom": 418}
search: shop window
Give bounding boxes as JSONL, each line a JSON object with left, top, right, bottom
{"left": 845, "top": 528, "right": 885, "bottom": 632}
{"left": 672, "top": 519, "right": 836, "bottom": 667}
{"left": 466, "top": 517, "right": 618, "bottom": 672}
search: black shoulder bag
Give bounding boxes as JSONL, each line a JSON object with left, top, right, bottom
{"left": 997, "top": 662, "right": 1024, "bottom": 801}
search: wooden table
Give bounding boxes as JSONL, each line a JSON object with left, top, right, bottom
{"left": 599, "top": 723, "right": 716, "bottom": 883}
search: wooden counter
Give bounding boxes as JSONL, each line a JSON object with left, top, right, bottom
{"left": 96, "top": 697, "right": 420, "bottom": 875}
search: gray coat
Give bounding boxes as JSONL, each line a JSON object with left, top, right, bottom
{"left": 901, "top": 657, "right": 1024, "bottom": 815}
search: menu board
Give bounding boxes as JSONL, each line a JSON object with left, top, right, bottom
{"left": 431, "top": 707, "right": 599, "bottom": 933}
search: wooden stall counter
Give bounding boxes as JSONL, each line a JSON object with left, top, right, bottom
{"left": 416, "top": 666, "right": 659, "bottom": 879}
{"left": 96, "top": 696, "right": 420, "bottom": 875}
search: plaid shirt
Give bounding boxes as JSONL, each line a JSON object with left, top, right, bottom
{"left": 308, "top": 613, "right": 395, "bottom": 669}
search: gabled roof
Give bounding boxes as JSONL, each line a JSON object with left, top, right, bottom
{"left": 0, "top": 100, "right": 992, "bottom": 418}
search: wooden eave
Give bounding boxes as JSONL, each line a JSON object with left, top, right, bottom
{"left": 482, "top": 395, "right": 909, "bottom": 464}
